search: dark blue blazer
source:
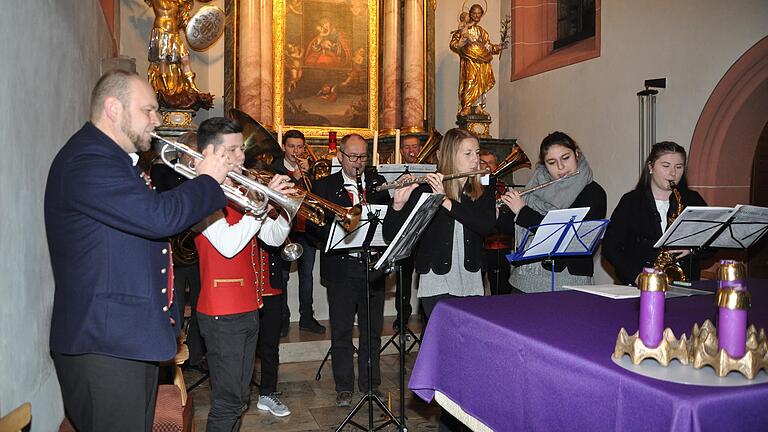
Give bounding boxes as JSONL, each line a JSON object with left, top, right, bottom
{"left": 45, "top": 123, "right": 227, "bottom": 362}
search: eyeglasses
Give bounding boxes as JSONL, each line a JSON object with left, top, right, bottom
{"left": 339, "top": 149, "right": 369, "bottom": 162}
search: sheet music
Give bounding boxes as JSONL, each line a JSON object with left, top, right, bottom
{"left": 520, "top": 207, "right": 589, "bottom": 258}
{"left": 709, "top": 205, "right": 768, "bottom": 248}
{"left": 653, "top": 206, "right": 736, "bottom": 248}
{"left": 565, "top": 284, "right": 712, "bottom": 299}
{"left": 560, "top": 220, "right": 607, "bottom": 253}
{"left": 374, "top": 193, "right": 444, "bottom": 270}
{"left": 325, "top": 204, "right": 389, "bottom": 252}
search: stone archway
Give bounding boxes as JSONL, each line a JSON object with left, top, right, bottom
{"left": 687, "top": 35, "right": 768, "bottom": 206}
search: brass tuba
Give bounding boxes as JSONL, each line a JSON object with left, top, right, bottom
{"left": 653, "top": 180, "right": 688, "bottom": 282}
{"left": 491, "top": 146, "right": 531, "bottom": 178}
{"left": 413, "top": 128, "right": 442, "bottom": 164}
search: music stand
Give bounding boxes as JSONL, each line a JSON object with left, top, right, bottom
{"left": 373, "top": 192, "right": 446, "bottom": 431}
{"left": 507, "top": 207, "right": 609, "bottom": 291}
{"left": 324, "top": 203, "right": 401, "bottom": 432}
{"left": 652, "top": 205, "right": 768, "bottom": 276}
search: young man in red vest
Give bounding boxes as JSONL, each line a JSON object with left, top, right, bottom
{"left": 192, "top": 117, "right": 295, "bottom": 432}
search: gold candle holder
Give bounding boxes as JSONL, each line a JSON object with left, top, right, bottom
{"left": 717, "top": 260, "right": 747, "bottom": 282}
{"left": 690, "top": 320, "right": 768, "bottom": 379}
{"left": 613, "top": 327, "right": 691, "bottom": 366}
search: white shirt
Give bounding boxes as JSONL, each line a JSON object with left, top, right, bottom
{"left": 195, "top": 211, "right": 291, "bottom": 258}
{"left": 341, "top": 170, "right": 366, "bottom": 205}
{"left": 655, "top": 199, "right": 670, "bottom": 233}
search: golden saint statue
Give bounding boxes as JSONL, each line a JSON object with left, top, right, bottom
{"left": 145, "top": 0, "right": 209, "bottom": 108}
{"left": 450, "top": 4, "right": 501, "bottom": 117}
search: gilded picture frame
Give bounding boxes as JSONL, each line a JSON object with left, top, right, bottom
{"left": 273, "top": 0, "right": 378, "bottom": 139}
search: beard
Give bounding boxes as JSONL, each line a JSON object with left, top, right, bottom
{"left": 121, "top": 114, "right": 151, "bottom": 152}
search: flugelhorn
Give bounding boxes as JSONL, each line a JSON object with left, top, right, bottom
{"left": 374, "top": 168, "right": 490, "bottom": 192}
{"left": 153, "top": 132, "right": 304, "bottom": 222}
{"left": 246, "top": 169, "right": 362, "bottom": 232}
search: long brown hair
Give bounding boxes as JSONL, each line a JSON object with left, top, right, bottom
{"left": 437, "top": 128, "right": 484, "bottom": 201}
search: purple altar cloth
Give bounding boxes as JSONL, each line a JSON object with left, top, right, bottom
{"left": 409, "top": 280, "right": 768, "bottom": 432}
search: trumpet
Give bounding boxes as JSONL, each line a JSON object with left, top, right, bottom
{"left": 496, "top": 171, "right": 580, "bottom": 206}
{"left": 152, "top": 132, "right": 304, "bottom": 221}
{"left": 246, "top": 169, "right": 362, "bottom": 232}
{"left": 374, "top": 168, "right": 490, "bottom": 192}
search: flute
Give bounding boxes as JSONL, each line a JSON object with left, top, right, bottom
{"left": 374, "top": 168, "right": 490, "bottom": 192}
{"left": 496, "top": 170, "right": 580, "bottom": 206}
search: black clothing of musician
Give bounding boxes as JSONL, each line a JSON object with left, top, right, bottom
{"left": 602, "top": 186, "right": 707, "bottom": 285}
{"left": 308, "top": 135, "right": 391, "bottom": 395}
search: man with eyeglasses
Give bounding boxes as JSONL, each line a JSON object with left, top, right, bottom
{"left": 309, "top": 133, "right": 391, "bottom": 407}
{"left": 191, "top": 117, "right": 296, "bottom": 431}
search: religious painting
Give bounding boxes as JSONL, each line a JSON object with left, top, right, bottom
{"left": 273, "top": 0, "right": 378, "bottom": 138}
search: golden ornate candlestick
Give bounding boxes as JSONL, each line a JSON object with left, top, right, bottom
{"left": 613, "top": 327, "right": 691, "bottom": 366}
{"left": 690, "top": 320, "right": 768, "bottom": 379}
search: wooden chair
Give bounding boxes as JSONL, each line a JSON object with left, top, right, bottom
{"left": 153, "top": 335, "right": 194, "bottom": 432}
{"left": 0, "top": 402, "right": 31, "bottom": 432}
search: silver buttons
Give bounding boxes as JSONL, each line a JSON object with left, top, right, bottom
{"left": 161, "top": 268, "right": 167, "bottom": 274}
{"left": 162, "top": 248, "right": 168, "bottom": 254}
{"left": 161, "top": 288, "right": 167, "bottom": 294}
{"left": 162, "top": 306, "right": 169, "bottom": 312}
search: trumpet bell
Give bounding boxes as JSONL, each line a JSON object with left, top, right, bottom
{"left": 492, "top": 146, "right": 531, "bottom": 178}
{"left": 281, "top": 242, "right": 304, "bottom": 261}
{"left": 340, "top": 205, "right": 363, "bottom": 231}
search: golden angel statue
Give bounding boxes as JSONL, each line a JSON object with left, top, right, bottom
{"left": 145, "top": 0, "right": 215, "bottom": 110}
{"left": 450, "top": 4, "right": 502, "bottom": 117}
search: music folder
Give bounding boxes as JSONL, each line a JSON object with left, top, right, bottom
{"left": 653, "top": 205, "right": 768, "bottom": 250}
{"left": 325, "top": 204, "right": 389, "bottom": 253}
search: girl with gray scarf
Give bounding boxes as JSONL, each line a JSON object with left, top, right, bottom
{"left": 497, "top": 132, "right": 607, "bottom": 293}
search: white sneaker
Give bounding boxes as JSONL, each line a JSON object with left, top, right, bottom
{"left": 257, "top": 394, "right": 291, "bottom": 417}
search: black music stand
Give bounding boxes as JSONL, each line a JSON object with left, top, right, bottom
{"left": 324, "top": 202, "right": 401, "bottom": 432}
{"left": 373, "top": 192, "right": 445, "bottom": 431}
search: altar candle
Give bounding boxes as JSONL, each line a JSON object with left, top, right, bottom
{"left": 716, "top": 286, "right": 750, "bottom": 358}
{"left": 372, "top": 130, "right": 379, "bottom": 166}
{"left": 638, "top": 267, "right": 668, "bottom": 348}
{"left": 394, "top": 129, "right": 401, "bottom": 164}
{"left": 717, "top": 259, "right": 747, "bottom": 291}
{"left": 277, "top": 125, "right": 283, "bottom": 148}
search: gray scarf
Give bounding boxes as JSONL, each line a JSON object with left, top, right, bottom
{"left": 515, "top": 154, "right": 594, "bottom": 247}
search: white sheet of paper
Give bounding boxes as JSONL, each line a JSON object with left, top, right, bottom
{"left": 521, "top": 207, "right": 589, "bottom": 258}
{"left": 325, "top": 204, "right": 389, "bottom": 252}
{"left": 564, "top": 284, "right": 712, "bottom": 299}
{"left": 653, "top": 206, "right": 735, "bottom": 248}
{"left": 708, "top": 204, "right": 768, "bottom": 248}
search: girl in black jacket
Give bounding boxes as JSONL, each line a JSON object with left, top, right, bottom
{"left": 382, "top": 128, "right": 495, "bottom": 318}
{"left": 497, "top": 131, "right": 607, "bottom": 292}
{"left": 602, "top": 141, "right": 707, "bottom": 285}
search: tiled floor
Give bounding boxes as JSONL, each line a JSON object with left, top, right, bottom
{"left": 184, "top": 317, "right": 441, "bottom": 431}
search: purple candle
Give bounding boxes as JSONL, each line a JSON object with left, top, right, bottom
{"left": 717, "top": 260, "right": 747, "bottom": 291}
{"left": 716, "top": 287, "right": 751, "bottom": 358}
{"left": 638, "top": 268, "right": 668, "bottom": 348}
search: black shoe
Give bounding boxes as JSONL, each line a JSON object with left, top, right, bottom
{"left": 280, "top": 320, "right": 290, "bottom": 338}
{"left": 299, "top": 317, "right": 326, "bottom": 334}
{"left": 392, "top": 318, "right": 401, "bottom": 331}
{"left": 335, "top": 390, "right": 353, "bottom": 407}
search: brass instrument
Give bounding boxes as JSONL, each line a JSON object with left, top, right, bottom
{"left": 374, "top": 168, "right": 490, "bottom": 192}
{"left": 170, "top": 230, "right": 198, "bottom": 266}
{"left": 653, "top": 180, "right": 688, "bottom": 283}
{"left": 491, "top": 146, "right": 531, "bottom": 178}
{"left": 496, "top": 171, "right": 581, "bottom": 207}
{"left": 413, "top": 128, "right": 443, "bottom": 164}
{"left": 246, "top": 169, "right": 362, "bottom": 232}
{"left": 152, "top": 133, "right": 304, "bottom": 221}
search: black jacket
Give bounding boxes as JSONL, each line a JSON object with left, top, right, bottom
{"left": 382, "top": 183, "right": 496, "bottom": 275}
{"left": 602, "top": 186, "right": 707, "bottom": 285}
{"left": 309, "top": 170, "right": 390, "bottom": 283}
{"left": 496, "top": 181, "right": 607, "bottom": 277}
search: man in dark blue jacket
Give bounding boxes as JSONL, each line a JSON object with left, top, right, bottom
{"left": 45, "top": 70, "right": 230, "bottom": 432}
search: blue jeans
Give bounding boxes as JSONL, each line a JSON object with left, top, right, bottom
{"left": 198, "top": 310, "right": 259, "bottom": 432}
{"left": 281, "top": 232, "right": 317, "bottom": 320}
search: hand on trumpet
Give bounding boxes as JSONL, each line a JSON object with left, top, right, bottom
{"left": 499, "top": 189, "right": 525, "bottom": 214}
{"left": 392, "top": 174, "right": 418, "bottom": 211}
{"left": 197, "top": 145, "right": 231, "bottom": 184}
{"left": 267, "top": 174, "right": 298, "bottom": 199}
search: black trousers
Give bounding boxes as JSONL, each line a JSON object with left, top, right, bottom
{"left": 52, "top": 352, "right": 159, "bottom": 432}
{"left": 257, "top": 294, "right": 282, "bottom": 395}
{"left": 394, "top": 257, "right": 415, "bottom": 322}
{"left": 174, "top": 264, "right": 205, "bottom": 364}
{"left": 483, "top": 248, "right": 514, "bottom": 295}
{"left": 326, "top": 263, "right": 385, "bottom": 392}
{"left": 198, "top": 310, "right": 259, "bottom": 432}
